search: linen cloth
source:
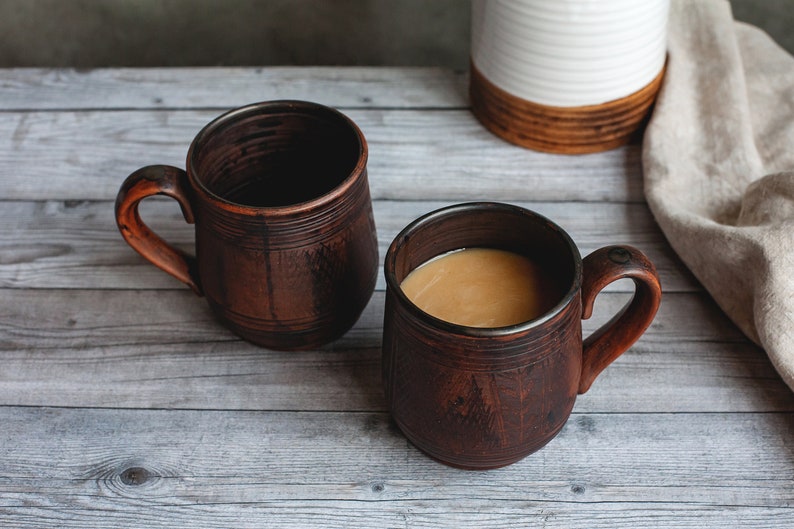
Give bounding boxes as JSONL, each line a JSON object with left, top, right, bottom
{"left": 643, "top": 0, "right": 794, "bottom": 391}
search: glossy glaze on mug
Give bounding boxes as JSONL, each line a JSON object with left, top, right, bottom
{"left": 116, "top": 101, "right": 378, "bottom": 350}
{"left": 383, "top": 203, "right": 661, "bottom": 469}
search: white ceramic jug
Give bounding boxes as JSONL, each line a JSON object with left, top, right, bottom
{"left": 470, "top": 0, "right": 670, "bottom": 153}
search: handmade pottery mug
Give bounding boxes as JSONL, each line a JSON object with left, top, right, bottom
{"left": 115, "top": 100, "right": 378, "bottom": 350}
{"left": 382, "top": 203, "right": 662, "bottom": 469}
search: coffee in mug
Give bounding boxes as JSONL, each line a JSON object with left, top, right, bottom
{"left": 383, "top": 202, "right": 661, "bottom": 469}
{"left": 400, "top": 247, "right": 564, "bottom": 328}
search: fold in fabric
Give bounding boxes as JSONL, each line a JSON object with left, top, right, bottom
{"left": 643, "top": 0, "right": 794, "bottom": 391}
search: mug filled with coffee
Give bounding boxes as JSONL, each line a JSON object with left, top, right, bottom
{"left": 383, "top": 202, "right": 661, "bottom": 469}
{"left": 115, "top": 100, "right": 379, "bottom": 350}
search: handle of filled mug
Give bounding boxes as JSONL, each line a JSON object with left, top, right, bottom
{"left": 115, "top": 165, "right": 202, "bottom": 295}
{"left": 578, "top": 245, "right": 661, "bottom": 394}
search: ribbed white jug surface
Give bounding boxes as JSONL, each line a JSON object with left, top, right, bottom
{"left": 471, "top": 0, "right": 669, "bottom": 107}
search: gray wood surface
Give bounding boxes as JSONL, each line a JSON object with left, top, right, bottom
{"left": 0, "top": 109, "right": 643, "bottom": 202}
{"left": 1, "top": 67, "right": 792, "bottom": 528}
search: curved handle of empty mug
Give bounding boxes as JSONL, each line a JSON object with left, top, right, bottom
{"left": 578, "top": 245, "right": 661, "bottom": 394}
{"left": 115, "top": 165, "right": 202, "bottom": 295}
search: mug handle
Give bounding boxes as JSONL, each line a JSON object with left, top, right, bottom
{"left": 578, "top": 245, "right": 661, "bottom": 394}
{"left": 115, "top": 165, "right": 202, "bottom": 295}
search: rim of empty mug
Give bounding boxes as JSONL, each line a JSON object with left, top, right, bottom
{"left": 185, "top": 100, "right": 368, "bottom": 216}
{"left": 384, "top": 202, "right": 583, "bottom": 338}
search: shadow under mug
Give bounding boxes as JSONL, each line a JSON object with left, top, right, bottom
{"left": 115, "top": 100, "right": 379, "bottom": 350}
{"left": 383, "top": 202, "right": 662, "bottom": 469}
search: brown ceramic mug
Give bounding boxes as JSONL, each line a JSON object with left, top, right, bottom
{"left": 115, "top": 100, "right": 378, "bottom": 350}
{"left": 382, "top": 202, "right": 661, "bottom": 469}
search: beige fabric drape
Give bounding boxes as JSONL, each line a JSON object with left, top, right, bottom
{"left": 643, "top": 0, "right": 794, "bottom": 391}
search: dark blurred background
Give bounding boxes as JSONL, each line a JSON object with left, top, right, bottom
{"left": 1, "top": 0, "right": 791, "bottom": 69}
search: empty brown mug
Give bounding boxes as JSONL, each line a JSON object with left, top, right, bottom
{"left": 383, "top": 202, "right": 661, "bottom": 469}
{"left": 115, "top": 100, "right": 378, "bottom": 350}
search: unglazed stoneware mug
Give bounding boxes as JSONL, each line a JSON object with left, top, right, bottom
{"left": 382, "top": 203, "right": 662, "bottom": 469}
{"left": 116, "top": 100, "right": 378, "bottom": 350}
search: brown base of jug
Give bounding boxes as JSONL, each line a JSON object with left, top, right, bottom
{"left": 469, "top": 60, "right": 666, "bottom": 154}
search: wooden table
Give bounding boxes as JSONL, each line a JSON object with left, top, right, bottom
{"left": 1, "top": 67, "right": 792, "bottom": 528}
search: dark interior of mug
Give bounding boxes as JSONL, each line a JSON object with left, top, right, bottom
{"left": 389, "top": 203, "right": 580, "bottom": 326}
{"left": 190, "top": 102, "right": 363, "bottom": 208}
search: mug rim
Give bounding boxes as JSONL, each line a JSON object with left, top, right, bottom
{"left": 185, "top": 100, "right": 368, "bottom": 216}
{"left": 384, "top": 202, "right": 583, "bottom": 338}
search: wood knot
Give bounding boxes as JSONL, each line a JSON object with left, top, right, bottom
{"left": 576, "top": 415, "right": 596, "bottom": 433}
{"left": 119, "top": 466, "right": 150, "bottom": 486}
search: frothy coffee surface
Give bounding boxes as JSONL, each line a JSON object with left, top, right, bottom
{"left": 400, "top": 247, "right": 561, "bottom": 328}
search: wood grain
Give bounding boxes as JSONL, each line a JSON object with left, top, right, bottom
{"left": 0, "top": 109, "right": 645, "bottom": 202}
{"left": 0, "top": 290, "right": 747, "bottom": 352}
{"left": 0, "top": 67, "right": 469, "bottom": 110}
{"left": 0, "top": 338, "right": 788, "bottom": 414}
{"left": 2, "top": 288, "right": 789, "bottom": 414}
{"left": 0, "top": 406, "right": 792, "bottom": 528}
{"left": 0, "top": 199, "right": 698, "bottom": 292}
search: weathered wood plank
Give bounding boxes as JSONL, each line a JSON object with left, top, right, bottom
{"left": 3, "top": 289, "right": 788, "bottom": 413}
{"left": 0, "top": 339, "right": 788, "bottom": 414}
{"left": 0, "top": 67, "right": 469, "bottom": 110}
{"left": 0, "top": 406, "right": 792, "bottom": 528}
{"left": 0, "top": 502, "right": 789, "bottom": 529}
{"left": 0, "top": 199, "right": 698, "bottom": 292}
{"left": 0, "top": 290, "right": 746, "bottom": 352}
{"left": 0, "top": 109, "right": 644, "bottom": 201}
